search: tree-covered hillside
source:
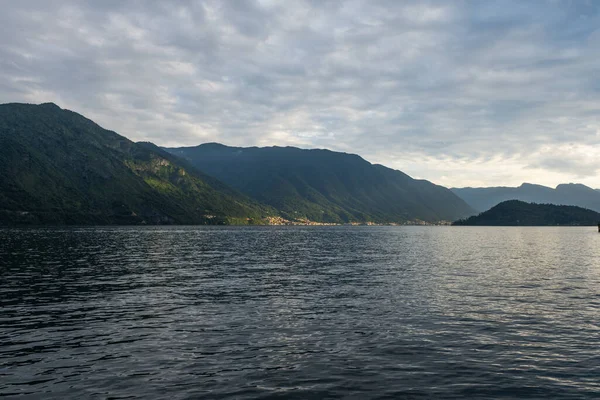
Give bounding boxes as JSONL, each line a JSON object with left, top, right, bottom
{"left": 0, "top": 103, "right": 274, "bottom": 225}
{"left": 453, "top": 200, "right": 600, "bottom": 226}
{"left": 166, "top": 143, "right": 475, "bottom": 223}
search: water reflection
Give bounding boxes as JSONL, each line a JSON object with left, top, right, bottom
{"left": 1, "top": 226, "right": 600, "bottom": 398}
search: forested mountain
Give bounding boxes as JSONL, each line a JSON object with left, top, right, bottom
{"left": 452, "top": 183, "right": 600, "bottom": 212}
{"left": 453, "top": 200, "right": 600, "bottom": 226}
{"left": 166, "top": 143, "right": 475, "bottom": 223}
{"left": 0, "top": 103, "right": 274, "bottom": 224}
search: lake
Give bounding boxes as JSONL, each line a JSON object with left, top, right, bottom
{"left": 1, "top": 226, "right": 600, "bottom": 399}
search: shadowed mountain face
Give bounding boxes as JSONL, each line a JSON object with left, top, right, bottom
{"left": 453, "top": 200, "right": 600, "bottom": 226}
{"left": 452, "top": 183, "right": 600, "bottom": 213}
{"left": 0, "top": 103, "right": 273, "bottom": 224}
{"left": 166, "top": 143, "right": 475, "bottom": 223}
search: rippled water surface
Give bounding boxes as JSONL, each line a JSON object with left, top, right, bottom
{"left": 1, "top": 226, "right": 600, "bottom": 399}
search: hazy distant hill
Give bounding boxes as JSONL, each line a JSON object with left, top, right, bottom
{"left": 166, "top": 143, "right": 475, "bottom": 223}
{"left": 453, "top": 200, "right": 600, "bottom": 226}
{"left": 452, "top": 183, "right": 600, "bottom": 213}
{"left": 0, "top": 103, "right": 274, "bottom": 224}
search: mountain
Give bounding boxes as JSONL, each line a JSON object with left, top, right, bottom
{"left": 452, "top": 183, "right": 600, "bottom": 213}
{"left": 165, "top": 143, "right": 475, "bottom": 223}
{"left": 453, "top": 200, "right": 600, "bottom": 226}
{"left": 0, "top": 103, "right": 274, "bottom": 225}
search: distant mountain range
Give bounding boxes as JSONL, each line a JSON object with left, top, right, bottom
{"left": 165, "top": 143, "right": 475, "bottom": 224}
{"left": 452, "top": 183, "right": 600, "bottom": 213}
{"left": 0, "top": 103, "right": 274, "bottom": 224}
{"left": 453, "top": 200, "right": 600, "bottom": 226}
{"left": 0, "top": 102, "right": 474, "bottom": 225}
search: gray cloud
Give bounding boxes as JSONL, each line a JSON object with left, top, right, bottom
{"left": 1, "top": 0, "right": 600, "bottom": 187}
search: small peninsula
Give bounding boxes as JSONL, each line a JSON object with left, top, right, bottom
{"left": 452, "top": 200, "right": 600, "bottom": 226}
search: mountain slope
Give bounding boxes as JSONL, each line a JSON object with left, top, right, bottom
{"left": 0, "top": 103, "right": 274, "bottom": 224}
{"left": 166, "top": 143, "right": 475, "bottom": 223}
{"left": 453, "top": 200, "right": 600, "bottom": 226}
{"left": 452, "top": 183, "right": 600, "bottom": 213}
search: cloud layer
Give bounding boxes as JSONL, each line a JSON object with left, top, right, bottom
{"left": 2, "top": 0, "right": 600, "bottom": 187}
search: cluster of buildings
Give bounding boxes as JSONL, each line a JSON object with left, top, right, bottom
{"left": 263, "top": 216, "right": 452, "bottom": 226}
{"left": 264, "top": 216, "right": 338, "bottom": 226}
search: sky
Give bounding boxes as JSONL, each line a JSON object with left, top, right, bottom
{"left": 1, "top": 0, "right": 600, "bottom": 188}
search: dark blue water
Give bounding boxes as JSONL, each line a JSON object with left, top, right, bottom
{"left": 1, "top": 226, "right": 600, "bottom": 399}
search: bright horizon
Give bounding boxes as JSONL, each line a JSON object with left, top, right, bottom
{"left": 2, "top": 1, "right": 600, "bottom": 188}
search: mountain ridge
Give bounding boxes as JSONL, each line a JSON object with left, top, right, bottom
{"left": 0, "top": 102, "right": 475, "bottom": 225}
{"left": 166, "top": 143, "right": 475, "bottom": 223}
{"left": 452, "top": 183, "right": 600, "bottom": 213}
{"left": 0, "top": 102, "right": 275, "bottom": 225}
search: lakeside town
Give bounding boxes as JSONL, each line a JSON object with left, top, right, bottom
{"left": 263, "top": 216, "right": 452, "bottom": 226}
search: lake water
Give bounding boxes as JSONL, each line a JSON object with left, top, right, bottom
{"left": 1, "top": 226, "right": 600, "bottom": 399}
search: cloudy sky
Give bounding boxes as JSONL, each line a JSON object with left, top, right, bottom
{"left": 1, "top": 0, "right": 600, "bottom": 188}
